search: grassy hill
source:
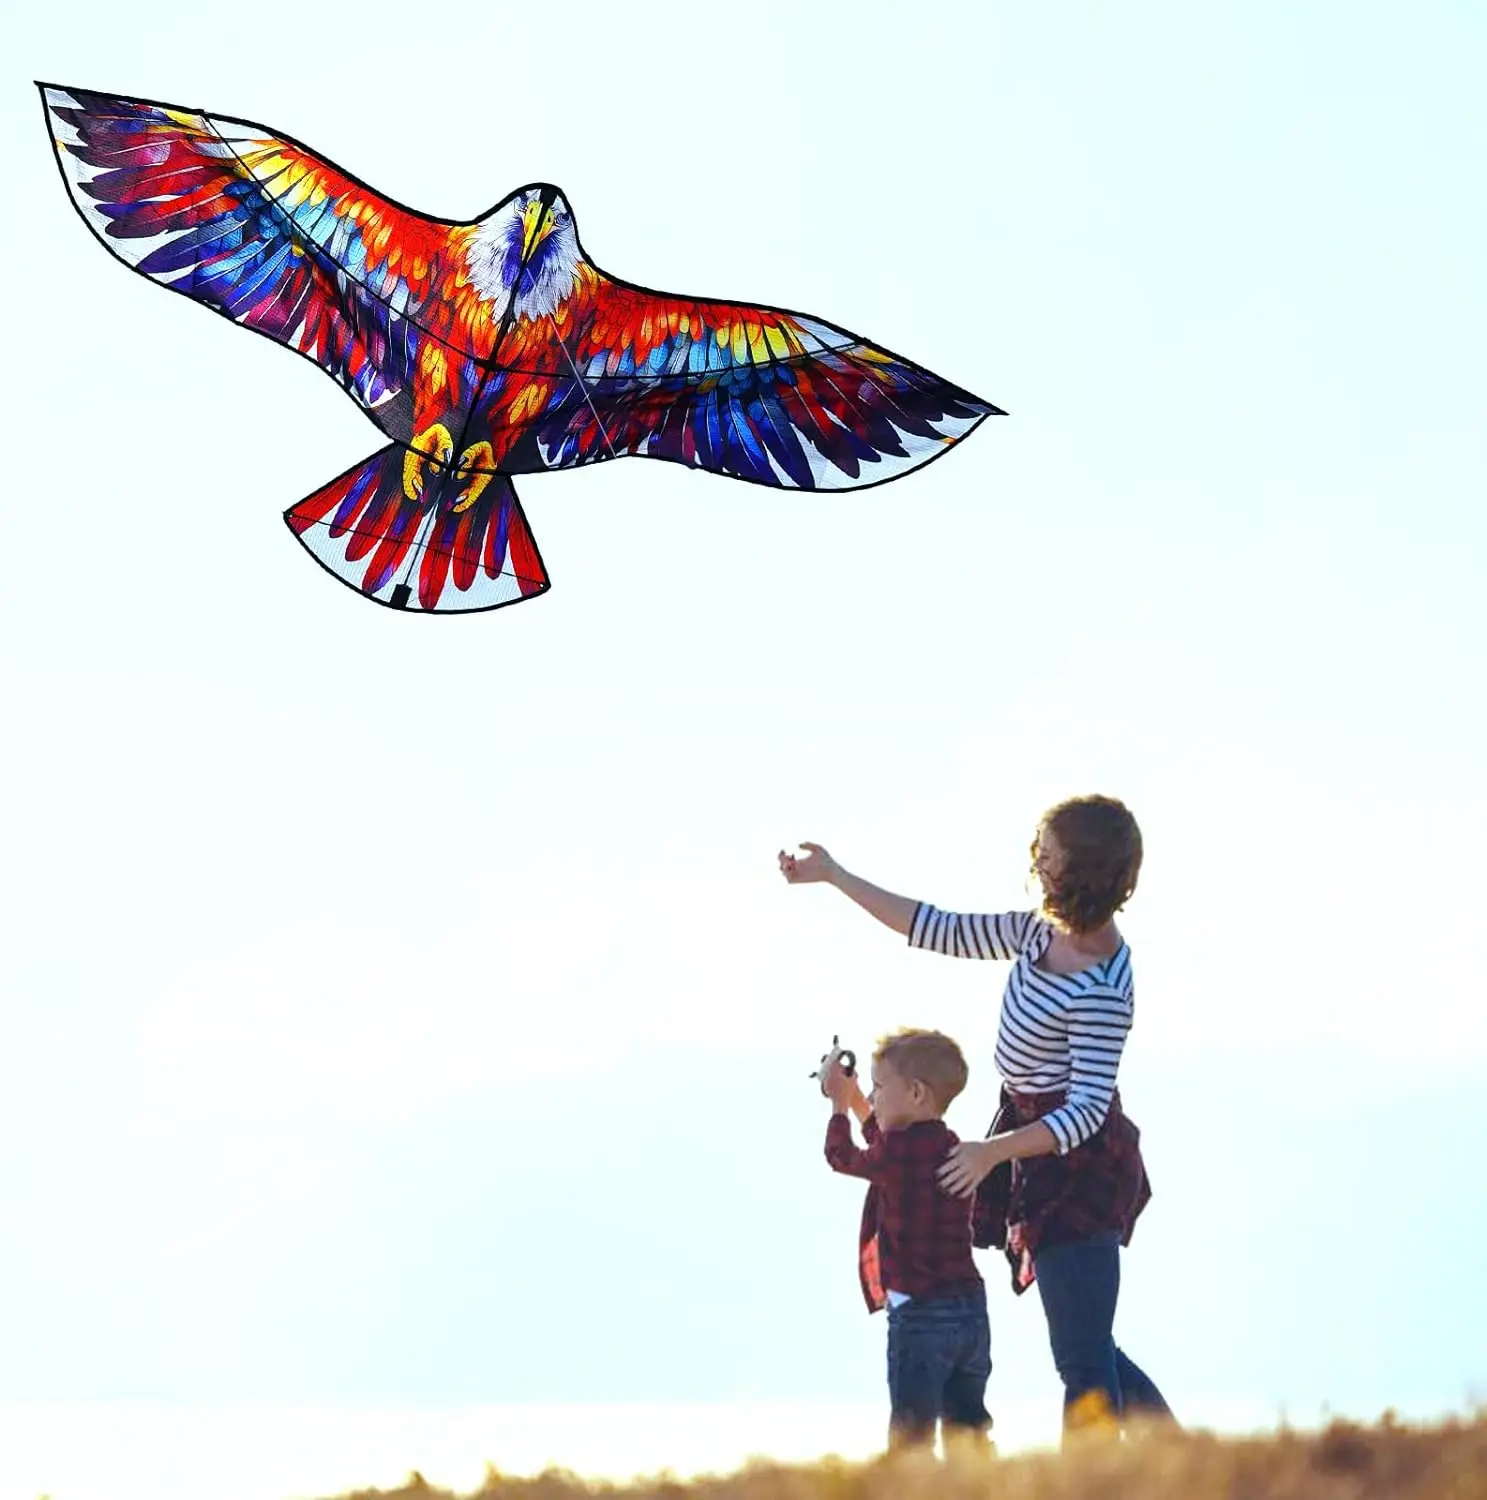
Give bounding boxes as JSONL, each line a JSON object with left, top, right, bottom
{"left": 321, "top": 1412, "right": 1486, "bottom": 1500}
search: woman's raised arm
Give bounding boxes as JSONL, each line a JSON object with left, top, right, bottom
{"left": 778, "top": 842, "right": 919, "bottom": 936}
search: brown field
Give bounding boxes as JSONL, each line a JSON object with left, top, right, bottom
{"left": 321, "top": 1412, "right": 1487, "bottom": 1500}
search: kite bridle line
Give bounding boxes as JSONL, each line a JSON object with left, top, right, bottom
{"left": 386, "top": 215, "right": 624, "bottom": 606}
{"left": 202, "top": 119, "right": 618, "bottom": 606}
{"left": 542, "top": 311, "right": 622, "bottom": 464}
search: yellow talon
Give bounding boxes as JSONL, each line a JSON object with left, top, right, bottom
{"left": 403, "top": 422, "right": 454, "bottom": 501}
{"left": 451, "top": 441, "right": 496, "bottom": 513}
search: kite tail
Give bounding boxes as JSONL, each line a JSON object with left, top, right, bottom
{"left": 283, "top": 443, "right": 550, "bottom": 614}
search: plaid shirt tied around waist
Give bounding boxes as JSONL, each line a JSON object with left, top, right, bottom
{"left": 971, "top": 1085, "right": 1151, "bottom": 1294}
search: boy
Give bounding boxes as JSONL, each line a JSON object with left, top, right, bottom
{"left": 822, "top": 1028, "right": 992, "bottom": 1452}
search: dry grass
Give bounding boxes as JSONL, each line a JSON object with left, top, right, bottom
{"left": 319, "top": 1411, "right": 1487, "bottom": 1500}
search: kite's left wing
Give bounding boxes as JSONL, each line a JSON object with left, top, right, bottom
{"left": 502, "top": 270, "right": 1003, "bottom": 490}
{"left": 39, "top": 84, "right": 466, "bottom": 431}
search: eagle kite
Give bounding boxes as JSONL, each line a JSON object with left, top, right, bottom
{"left": 42, "top": 84, "right": 1003, "bottom": 613}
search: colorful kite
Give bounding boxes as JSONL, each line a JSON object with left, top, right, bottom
{"left": 41, "top": 84, "right": 1003, "bottom": 614}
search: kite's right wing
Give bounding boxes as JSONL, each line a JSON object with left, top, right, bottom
{"left": 505, "top": 270, "right": 1004, "bottom": 491}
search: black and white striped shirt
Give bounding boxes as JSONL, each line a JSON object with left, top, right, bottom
{"left": 907, "top": 905, "right": 1134, "bottom": 1155}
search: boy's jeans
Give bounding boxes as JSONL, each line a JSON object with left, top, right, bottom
{"left": 1033, "top": 1228, "right": 1175, "bottom": 1435}
{"left": 885, "top": 1289, "right": 992, "bottom": 1449}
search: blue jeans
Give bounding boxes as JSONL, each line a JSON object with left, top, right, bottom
{"left": 884, "top": 1290, "right": 992, "bottom": 1449}
{"left": 1033, "top": 1229, "right": 1175, "bottom": 1435}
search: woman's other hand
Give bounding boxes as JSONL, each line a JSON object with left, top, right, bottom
{"left": 938, "top": 1139, "right": 1006, "bottom": 1198}
{"left": 779, "top": 841, "right": 838, "bottom": 884}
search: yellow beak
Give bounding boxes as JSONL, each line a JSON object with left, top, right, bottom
{"left": 520, "top": 198, "right": 551, "bottom": 262}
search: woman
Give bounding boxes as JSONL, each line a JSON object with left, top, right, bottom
{"left": 779, "top": 794, "right": 1174, "bottom": 1436}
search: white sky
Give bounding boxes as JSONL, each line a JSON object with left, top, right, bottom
{"left": 2, "top": 2, "right": 1485, "bottom": 1497}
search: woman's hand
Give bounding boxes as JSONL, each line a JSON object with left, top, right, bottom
{"left": 776, "top": 844, "right": 918, "bottom": 936}
{"left": 938, "top": 1139, "right": 1006, "bottom": 1198}
{"left": 778, "top": 841, "right": 839, "bottom": 884}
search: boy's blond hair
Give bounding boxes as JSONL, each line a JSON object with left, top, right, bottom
{"left": 873, "top": 1028, "right": 969, "bottom": 1112}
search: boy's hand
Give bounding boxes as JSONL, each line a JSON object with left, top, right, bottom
{"left": 824, "top": 1056, "right": 864, "bottom": 1113}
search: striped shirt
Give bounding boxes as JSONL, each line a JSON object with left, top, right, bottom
{"left": 907, "top": 905, "right": 1134, "bottom": 1155}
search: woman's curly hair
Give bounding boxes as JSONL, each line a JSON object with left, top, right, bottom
{"left": 1033, "top": 795, "right": 1143, "bottom": 935}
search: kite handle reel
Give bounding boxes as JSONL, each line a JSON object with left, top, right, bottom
{"left": 809, "top": 1034, "right": 857, "bottom": 1096}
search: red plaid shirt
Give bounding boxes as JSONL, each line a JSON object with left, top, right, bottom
{"left": 824, "top": 1114, "right": 983, "bottom": 1314}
